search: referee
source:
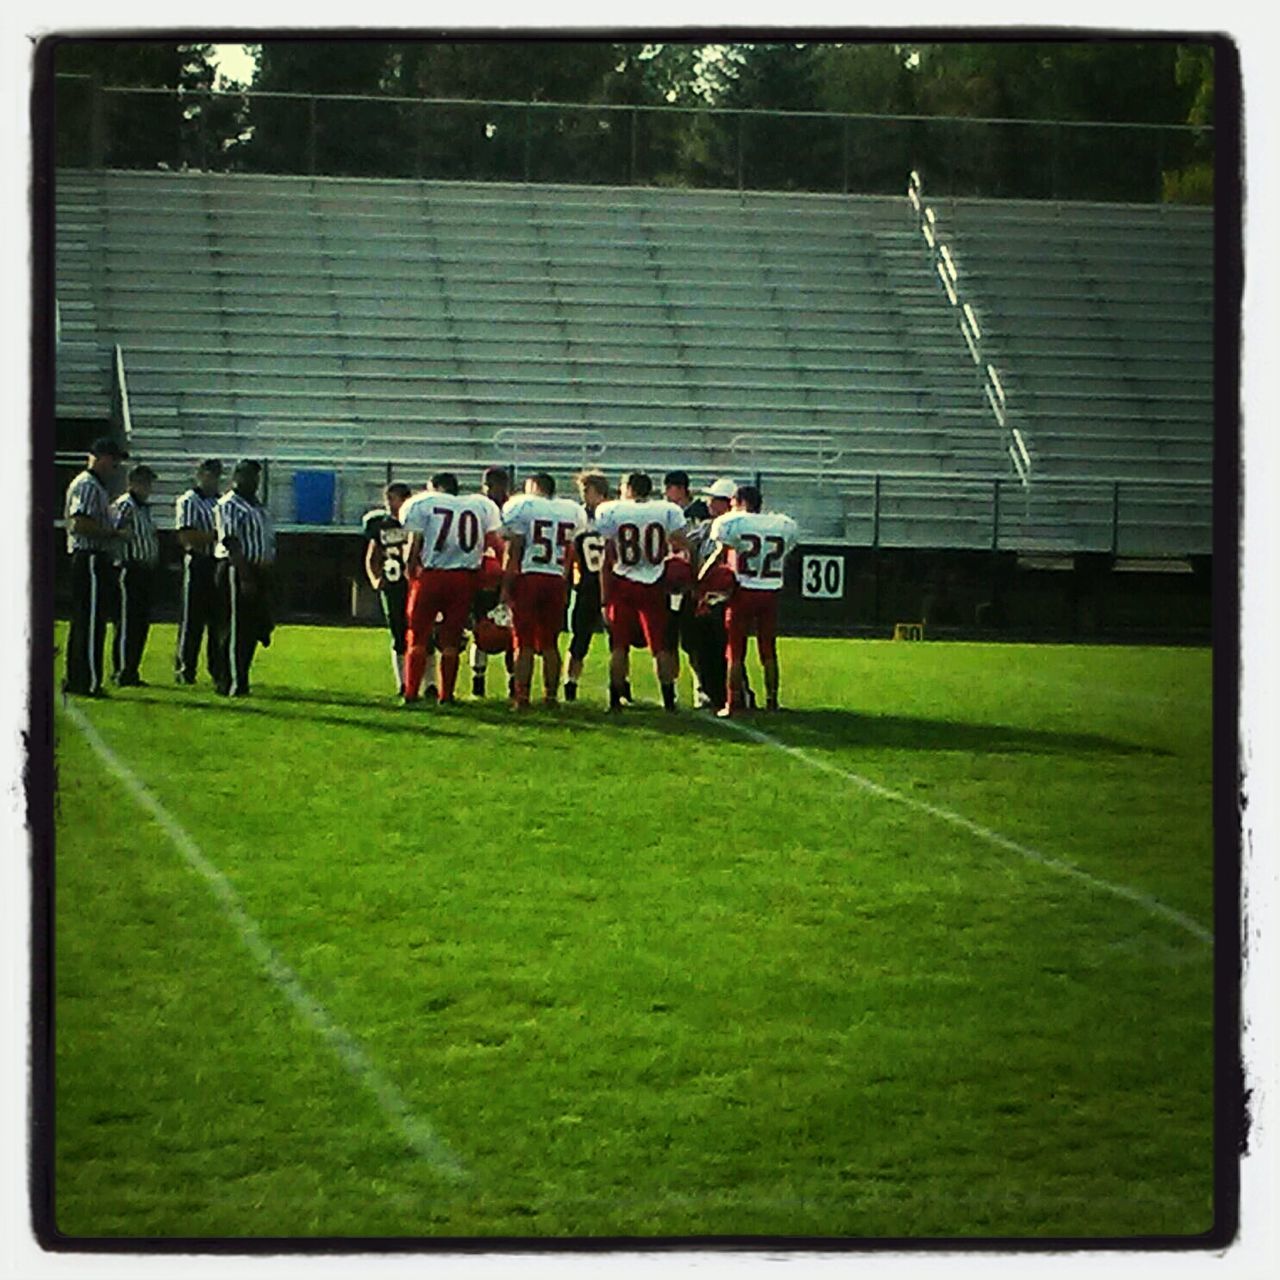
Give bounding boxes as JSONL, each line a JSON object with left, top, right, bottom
{"left": 174, "top": 458, "right": 226, "bottom": 687}
{"left": 109, "top": 463, "right": 160, "bottom": 687}
{"left": 62, "top": 436, "right": 128, "bottom": 697}
{"left": 213, "top": 459, "right": 277, "bottom": 697}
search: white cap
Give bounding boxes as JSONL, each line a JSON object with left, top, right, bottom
{"left": 702, "top": 477, "right": 737, "bottom": 499}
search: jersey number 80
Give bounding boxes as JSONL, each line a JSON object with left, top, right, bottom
{"left": 616, "top": 522, "right": 668, "bottom": 567}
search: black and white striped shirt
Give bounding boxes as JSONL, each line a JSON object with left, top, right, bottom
{"left": 174, "top": 487, "right": 219, "bottom": 554}
{"left": 214, "top": 490, "right": 276, "bottom": 565}
{"left": 63, "top": 469, "right": 113, "bottom": 554}
{"left": 110, "top": 493, "right": 160, "bottom": 567}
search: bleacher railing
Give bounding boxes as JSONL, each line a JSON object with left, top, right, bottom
{"left": 110, "top": 343, "right": 133, "bottom": 449}
{"left": 52, "top": 76, "right": 1212, "bottom": 204}
{"left": 53, "top": 447, "right": 1210, "bottom": 556}
{"left": 908, "top": 170, "right": 1031, "bottom": 488}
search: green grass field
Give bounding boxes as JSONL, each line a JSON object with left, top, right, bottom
{"left": 50, "top": 622, "right": 1217, "bottom": 1242}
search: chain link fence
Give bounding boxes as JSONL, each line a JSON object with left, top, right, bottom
{"left": 54, "top": 79, "right": 1212, "bottom": 203}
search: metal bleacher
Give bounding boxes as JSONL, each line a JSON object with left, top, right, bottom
{"left": 54, "top": 169, "right": 1214, "bottom": 556}
{"left": 927, "top": 196, "right": 1214, "bottom": 555}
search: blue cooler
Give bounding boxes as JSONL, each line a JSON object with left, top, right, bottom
{"left": 293, "top": 469, "right": 336, "bottom": 525}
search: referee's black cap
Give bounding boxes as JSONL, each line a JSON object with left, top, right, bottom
{"left": 89, "top": 435, "right": 129, "bottom": 459}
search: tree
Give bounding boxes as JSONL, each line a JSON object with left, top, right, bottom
{"left": 52, "top": 38, "right": 236, "bottom": 171}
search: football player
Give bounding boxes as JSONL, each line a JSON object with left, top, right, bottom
{"left": 564, "top": 470, "right": 610, "bottom": 704}
{"left": 469, "top": 465, "right": 515, "bottom": 698}
{"left": 660, "top": 469, "right": 711, "bottom": 703}
{"left": 702, "top": 484, "right": 799, "bottom": 715}
{"left": 400, "top": 472, "right": 503, "bottom": 705}
{"left": 592, "top": 471, "right": 690, "bottom": 713}
{"left": 363, "top": 482, "right": 437, "bottom": 698}
{"left": 500, "top": 472, "right": 586, "bottom": 708}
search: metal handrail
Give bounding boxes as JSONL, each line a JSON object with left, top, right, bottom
{"left": 908, "top": 170, "right": 1031, "bottom": 487}
{"left": 110, "top": 343, "right": 133, "bottom": 446}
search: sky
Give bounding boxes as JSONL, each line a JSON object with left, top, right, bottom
{"left": 210, "top": 42, "right": 257, "bottom": 88}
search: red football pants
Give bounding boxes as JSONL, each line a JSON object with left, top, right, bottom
{"left": 512, "top": 573, "right": 568, "bottom": 655}
{"left": 724, "top": 587, "right": 780, "bottom": 664}
{"left": 605, "top": 576, "right": 668, "bottom": 657}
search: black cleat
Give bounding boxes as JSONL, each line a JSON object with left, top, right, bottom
{"left": 563, "top": 681, "right": 577, "bottom": 703}
{"left": 471, "top": 676, "right": 486, "bottom": 699}
{"left": 424, "top": 684, "right": 439, "bottom": 703}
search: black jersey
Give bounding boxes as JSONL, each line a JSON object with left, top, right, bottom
{"left": 362, "top": 508, "right": 410, "bottom": 592}
{"left": 573, "top": 521, "right": 607, "bottom": 597}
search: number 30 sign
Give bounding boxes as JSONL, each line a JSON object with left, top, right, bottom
{"left": 801, "top": 554, "right": 845, "bottom": 599}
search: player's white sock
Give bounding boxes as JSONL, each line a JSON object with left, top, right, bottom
{"left": 392, "top": 647, "right": 404, "bottom": 692}
{"left": 471, "top": 643, "right": 488, "bottom": 675}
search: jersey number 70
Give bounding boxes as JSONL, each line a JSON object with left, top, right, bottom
{"left": 433, "top": 507, "right": 482, "bottom": 553}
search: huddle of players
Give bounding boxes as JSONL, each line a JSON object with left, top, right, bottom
{"left": 362, "top": 465, "right": 799, "bottom": 715}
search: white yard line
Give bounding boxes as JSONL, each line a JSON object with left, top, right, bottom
{"left": 711, "top": 714, "right": 1213, "bottom": 947}
{"left": 62, "top": 701, "right": 467, "bottom": 1182}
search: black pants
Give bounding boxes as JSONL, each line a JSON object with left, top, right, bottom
{"left": 691, "top": 604, "right": 730, "bottom": 708}
{"left": 379, "top": 584, "right": 409, "bottom": 654}
{"left": 64, "top": 550, "right": 114, "bottom": 695}
{"left": 175, "top": 554, "right": 224, "bottom": 685}
{"left": 569, "top": 584, "right": 602, "bottom": 662}
{"left": 213, "top": 561, "right": 274, "bottom": 695}
{"left": 664, "top": 593, "right": 707, "bottom": 686}
{"left": 112, "top": 563, "right": 154, "bottom": 684}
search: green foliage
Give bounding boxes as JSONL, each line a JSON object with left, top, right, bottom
{"left": 1176, "top": 44, "right": 1215, "bottom": 128}
{"left": 1163, "top": 161, "right": 1215, "bottom": 204}
{"left": 52, "top": 38, "right": 226, "bottom": 169}
{"left": 53, "top": 625, "right": 1216, "bottom": 1239}
{"left": 52, "top": 37, "right": 1216, "bottom": 200}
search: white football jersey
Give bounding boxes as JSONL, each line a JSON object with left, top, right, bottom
{"left": 501, "top": 494, "right": 587, "bottom": 576}
{"left": 709, "top": 510, "right": 799, "bottom": 591}
{"left": 593, "top": 498, "right": 688, "bottom": 585}
{"left": 401, "top": 490, "right": 502, "bottom": 570}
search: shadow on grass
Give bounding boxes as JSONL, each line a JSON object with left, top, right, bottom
{"left": 110, "top": 689, "right": 468, "bottom": 740}
{"left": 106, "top": 684, "right": 1166, "bottom": 759}
{"left": 728, "top": 707, "right": 1171, "bottom": 759}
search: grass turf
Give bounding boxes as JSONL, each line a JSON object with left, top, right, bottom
{"left": 49, "top": 622, "right": 1216, "bottom": 1241}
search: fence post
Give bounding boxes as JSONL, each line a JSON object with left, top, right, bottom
{"left": 1111, "top": 481, "right": 1121, "bottom": 556}
{"left": 89, "top": 75, "right": 106, "bottom": 168}
{"left": 991, "top": 477, "right": 1002, "bottom": 552}
{"left": 416, "top": 100, "right": 427, "bottom": 180}
{"left": 307, "top": 96, "right": 318, "bottom": 176}
{"left": 872, "top": 474, "right": 882, "bottom": 549}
